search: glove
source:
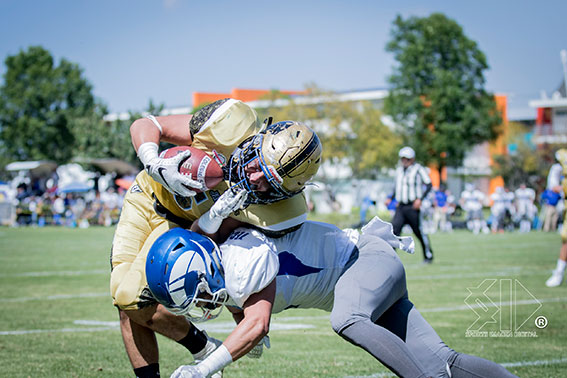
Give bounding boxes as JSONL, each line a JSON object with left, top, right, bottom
{"left": 246, "top": 335, "right": 270, "bottom": 359}
{"left": 210, "top": 188, "right": 248, "bottom": 219}
{"left": 198, "top": 188, "right": 248, "bottom": 234}
{"left": 171, "top": 365, "right": 205, "bottom": 378}
{"left": 138, "top": 142, "right": 204, "bottom": 197}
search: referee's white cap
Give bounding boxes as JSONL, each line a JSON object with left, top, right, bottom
{"left": 398, "top": 146, "right": 415, "bottom": 159}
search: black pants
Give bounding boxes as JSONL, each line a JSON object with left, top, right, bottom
{"left": 392, "top": 203, "right": 433, "bottom": 261}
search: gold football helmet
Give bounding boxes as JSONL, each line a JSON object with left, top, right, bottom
{"left": 227, "top": 120, "right": 322, "bottom": 204}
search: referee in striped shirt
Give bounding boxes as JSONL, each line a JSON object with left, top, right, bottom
{"left": 391, "top": 146, "right": 434, "bottom": 263}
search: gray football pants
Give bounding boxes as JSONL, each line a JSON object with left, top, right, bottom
{"left": 330, "top": 233, "right": 517, "bottom": 378}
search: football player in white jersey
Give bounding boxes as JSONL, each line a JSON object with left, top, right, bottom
{"left": 460, "top": 183, "right": 488, "bottom": 234}
{"left": 111, "top": 99, "right": 322, "bottom": 377}
{"left": 146, "top": 218, "right": 517, "bottom": 378}
{"left": 514, "top": 184, "right": 536, "bottom": 233}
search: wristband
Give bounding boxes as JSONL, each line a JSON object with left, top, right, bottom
{"left": 196, "top": 344, "right": 232, "bottom": 377}
{"left": 197, "top": 210, "right": 223, "bottom": 234}
{"left": 137, "top": 142, "right": 159, "bottom": 167}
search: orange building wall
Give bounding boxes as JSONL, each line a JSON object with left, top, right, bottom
{"left": 488, "top": 95, "right": 508, "bottom": 195}
{"left": 192, "top": 88, "right": 306, "bottom": 108}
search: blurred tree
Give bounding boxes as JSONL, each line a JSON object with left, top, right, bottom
{"left": 384, "top": 13, "right": 501, "bottom": 178}
{"left": 75, "top": 99, "right": 165, "bottom": 169}
{"left": 492, "top": 122, "right": 556, "bottom": 191}
{"left": 0, "top": 46, "right": 101, "bottom": 163}
{"left": 257, "top": 85, "right": 400, "bottom": 179}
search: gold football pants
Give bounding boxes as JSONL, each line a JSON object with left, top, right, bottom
{"left": 110, "top": 186, "right": 179, "bottom": 310}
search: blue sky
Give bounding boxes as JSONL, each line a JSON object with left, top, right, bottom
{"left": 1, "top": 0, "right": 566, "bottom": 119}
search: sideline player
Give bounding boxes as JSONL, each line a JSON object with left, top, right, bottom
{"left": 146, "top": 218, "right": 518, "bottom": 378}
{"left": 460, "top": 183, "right": 488, "bottom": 234}
{"left": 110, "top": 98, "right": 322, "bottom": 377}
{"left": 514, "top": 183, "right": 536, "bottom": 233}
{"left": 545, "top": 149, "right": 567, "bottom": 287}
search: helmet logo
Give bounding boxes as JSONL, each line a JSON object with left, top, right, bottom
{"left": 168, "top": 251, "right": 206, "bottom": 307}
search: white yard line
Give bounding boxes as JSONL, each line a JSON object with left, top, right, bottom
{"left": 420, "top": 296, "right": 567, "bottom": 313}
{"left": 0, "top": 327, "right": 116, "bottom": 335}
{"left": 0, "top": 319, "right": 313, "bottom": 335}
{"left": 344, "top": 357, "right": 567, "bottom": 377}
{"left": 407, "top": 269, "right": 538, "bottom": 281}
{"left": 0, "top": 269, "right": 107, "bottom": 277}
{"left": 0, "top": 292, "right": 108, "bottom": 303}
{"left": 501, "top": 357, "right": 567, "bottom": 367}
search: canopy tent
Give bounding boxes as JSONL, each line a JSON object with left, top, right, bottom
{"left": 57, "top": 181, "right": 93, "bottom": 194}
{"left": 5, "top": 161, "right": 57, "bottom": 177}
{"left": 75, "top": 158, "right": 139, "bottom": 176}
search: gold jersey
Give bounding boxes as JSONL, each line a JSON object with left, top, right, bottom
{"left": 140, "top": 98, "right": 309, "bottom": 234}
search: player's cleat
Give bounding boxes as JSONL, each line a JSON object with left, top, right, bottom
{"left": 545, "top": 270, "right": 565, "bottom": 287}
{"left": 192, "top": 332, "right": 224, "bottom": 378}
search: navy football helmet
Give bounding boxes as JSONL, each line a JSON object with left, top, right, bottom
{"left": 226, "top": 120, "right": 322, "bottom": 205}
{"left": 145, "top": 228, "right": 228, "bottom": 322}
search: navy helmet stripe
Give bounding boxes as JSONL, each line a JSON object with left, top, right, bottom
{"left": 278, "top": 132, "right": 320, "bottom": 176}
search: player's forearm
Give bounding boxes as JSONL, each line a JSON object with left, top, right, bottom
{"left": 228, "top": 307, "right": 245, "bottom": 325}
{"left": 130, "top": 114, "right": 193, "bottom": 152}
{"left": 131, "top": 118, "right": 161, "bottom": 152}
{"left": 222, "top": 281, "right": 275, "bottom": 361}
{"left": 223, "top": 314, "right": 269, "bottom": 360}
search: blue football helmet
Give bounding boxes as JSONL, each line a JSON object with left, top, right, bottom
{"left": 226, "top": 119, "right": 322, "bottom": 205}
{"left": 146, "top": 228, "right": 228, "bottom": 322}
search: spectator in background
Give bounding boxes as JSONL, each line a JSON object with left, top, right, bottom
{"left": 390, "top": 146, "right": 434, "bottom": 263}
{"left": 16, "top": 183, "right": 29, "bottom": 202}
{"left": 52, "top": 194, "right": 65, "bottom": 226}
{"left": 433, "top": 185, "right": 452, "bottom": 232}
{"left": 546, "top": 149, "right": 567, "bottom": 287}
{"left": 542, "top": 188, "right": 561, "bottom": 232}
{"left": 385, "top": 192, "right": 397, "bottom": 219}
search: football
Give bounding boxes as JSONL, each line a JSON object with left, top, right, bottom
{"left": 159, "top": 146, "right": 224, "bottom": 192}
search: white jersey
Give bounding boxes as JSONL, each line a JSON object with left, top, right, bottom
{"left": 220, "top": 221, "right": 357, "bottom": 312}
{"left": 461, "top": 189, "right": 484, "bottom": 212}
{"left": 515, "top": 187, "right": 535, "bottom": 215}
{"left": 490, "top": 191, "right": 507, "bottom": 215}
{"left": 547, "top": 163, "right": 563, "bottom": 190}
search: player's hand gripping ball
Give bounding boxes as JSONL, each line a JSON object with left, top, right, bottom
{"left": 159, "top": 146, "right": 223, "bottom": 193}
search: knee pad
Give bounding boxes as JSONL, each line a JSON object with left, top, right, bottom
{"left": 110, "top": 263, "right": 145, "bottom": 309}
{"left": 330, "top": 311, "right": 366, "bottom": 335}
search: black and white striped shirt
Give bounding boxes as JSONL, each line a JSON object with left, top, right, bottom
{"left": 394, "top": 163, "right": 432, "bottom": 204}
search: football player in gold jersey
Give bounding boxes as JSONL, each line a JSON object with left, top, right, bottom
{"left": 545, "top": 148, "right": 567, "bottom": 288}
{"left": 110, "top": 98, "right": 322, "bottom": 377}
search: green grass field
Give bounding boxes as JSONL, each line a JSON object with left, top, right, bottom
{"left": 1, "top": 225, "right": 566, "bottom": 377}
